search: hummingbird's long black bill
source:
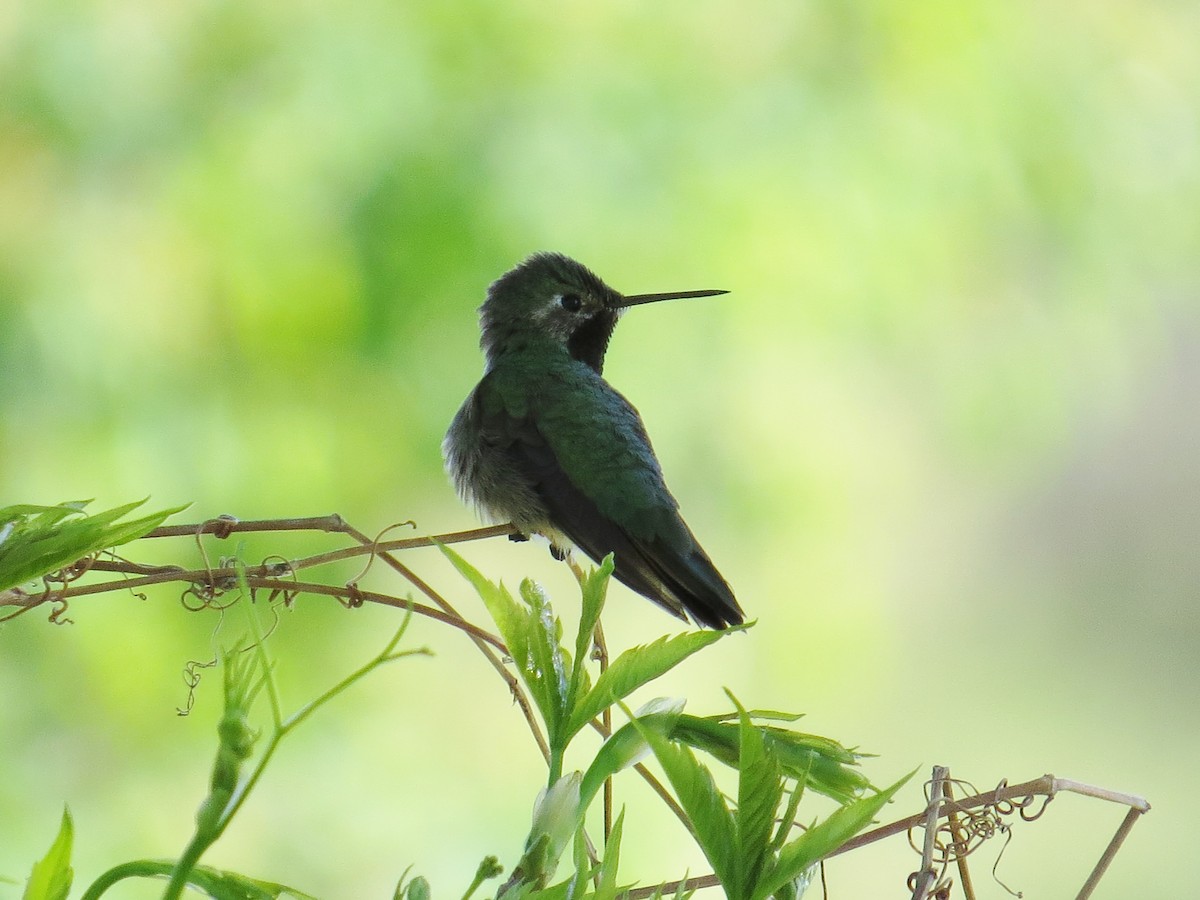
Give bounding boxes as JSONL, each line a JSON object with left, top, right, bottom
{"left": 615, "top": 288, "right": 729, "bottom": 309}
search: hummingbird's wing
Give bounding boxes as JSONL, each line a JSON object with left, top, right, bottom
{"left": 518, "top": 433, "right": 743, "bottom": 629}
{"left": 479, "top": 367, "right": 743, "bottom": 629}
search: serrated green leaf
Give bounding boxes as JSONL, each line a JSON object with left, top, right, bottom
{"left": 705, "top": 709, "right": 805, "bottom": 724}
{"left": 438, "top": 543, "right": 527, "bottom": 642}
{"left": 566, "top": 628, "right": 739, "bottom": 740}
{"left": 567, "top": 555, "right": 613, "bottom": 715}
{"left": 76, "top": 499, "right": 149, "bottom": 528}
{"left": 522, "top": 878, "right": 571, "bottom": 900}
{"left": 23, "top": 806, "right": 73, "bottom": 900}
{"left": 94, "top": 508, "right": 187, "bottom": 548}
{"left": 671, "top": 716, "right": 870, "bottom": 804}
{"left": 129, "top": 860, "right": 321, "bottom": 899}
{"left": 567, "top": 829, "right": 588, "bottom": 900}
{"left": 0, "top": 502, "right": 89, "bottom": 529}
{"left": 631, "top": 715, "right": 736, "bottom": 891}
{"left": 732, "top": 696, "right": 781, "bottom": 899}
{"left": 769, "top": 775, "right": 808, "bottom": 856}
{"left": 594, "top": 808, "right": 627, "bottom": 900}
{"left": 76, "top": 859, "right": 316, "bottom": 899}
{"left": 439, "top": 545, "right": 569, "bottom": 737}
{"left": 579, "top": 703, "right": 683, "bottom": 810}
{"left": 0, "top": 500, "right": 188, "bottom": 592}
{"left": 751, "top": 771, "right": 914, "bottom": 900}
{"left": 182, "top": 863, "right": 320, "bottom": 899}
{"left": 518, "top": 579, "right": 569, "bottom": 740}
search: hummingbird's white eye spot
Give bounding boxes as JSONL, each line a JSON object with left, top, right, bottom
{"left": 557, "top": 293, "right": 583, "bottom": 313}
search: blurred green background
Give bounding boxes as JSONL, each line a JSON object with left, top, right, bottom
{"left": 2, "top": 0, "right": 1196, "bottom": 896}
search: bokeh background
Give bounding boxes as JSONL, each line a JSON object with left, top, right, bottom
{"left": 2, "top": 0, "right": 1197, "bottom": 896}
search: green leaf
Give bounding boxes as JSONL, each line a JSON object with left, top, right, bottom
{"left": 0, "top": 499, "right": 188, "bottom": 593}
{"left": 769, "top": 775, "right": 808, "bottom": 857}
{"left": 89, "top": 860, "right": 319, "bottom": 899}
{"left": 439, "top": 544, "right": 568, "bottom": 740}
{"left": 438, "top": 543, "right": 527, "bottom": 645}
{"left": 23, "top": 806, "right": 73, "bottom": 900}
{"left": 566, "top": 827, "right": 594, "bottom": 900}
{"left": 522, "top": 879, "right": 571, "bottom": 900}
{"left": 705, "top": 709, "right": 804, "bottom": 724}
{"left": 594, "top": 808, "right": 628, "bottom": 900}
{"left": 519, "top": 579, "right": 569, "bottom": 741}
{"left": 671, "top": 715, "right": 870, "bottom": 804}
{"left": 751, "top": 771, "right": 914, "bottom": 900}
{"left": 403, "top": 876, "right": 431, "bottom": 900}
{"left": 187, "top": 866, "right": 319, "bottom": 899}
{"left": 0, "top": 500, "right": 93, "bottom": 524}
{"left": 567, "top": 555, "right": 613, "bottom": 715}
{"left": 631, "top": 715, "right": 736, "bottom": 891}
{"left": 732, "top": 696, "right": 781, "bottom": 899}
{"left": 579, "top": 701, "right": 683, "bottom": 810}
{"left": 565, "top": 627, "right": 740, "bottom": 740}
{"left": 528, "top": 772, "right": 583, "bottom": 869}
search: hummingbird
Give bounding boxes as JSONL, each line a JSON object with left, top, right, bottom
{"left": 443, "top": 252, "right": 743, "bottom": 629}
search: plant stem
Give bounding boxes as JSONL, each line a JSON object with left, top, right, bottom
{"left": 80, "top": 861, "right": 171, "bottom": 900}
{"left": 161, "top": 613, "right": 422, "bottom": 899}
{"left": 163, "top": 832, "right": 212, "bottom": 900}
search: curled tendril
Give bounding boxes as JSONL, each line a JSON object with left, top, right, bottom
{"left": 906, "top": 776, "right": 1036, "bottom": 899}
{"left": 992, "top": 779, "right": 1054, "bottom": 822}
{"left": 44, "top": 554, "right": 97, "bottom": 586}
{"left": 260, "top": 554, "right": 294, "bottom": 579}
{"left": 27, "top": 554, "right": 97, "bottom": 625}
{"left": 908, "top": 802, "right": 1000, "bottom": 862}
{"left": 906, "top": 871, "right": 953, "bottom": 898}
{"left": 180, "top": 582, "right": 240, "bottom": 612}
{"left": 258, "top": 555, "right": 297, "bottom": 610}
{"left": 174, "top": 551, "right": 298, "bottom": 712}
{"left": 348, "top": 520, "right": 417, "bottom": 585}
{"left": 100, "top": 551, "right": 151, "bottom": 601}
{"left": 177, "top": 655, "right": 219, "bottom": 716}
{"left": 990, "top": 821, "right": 1023, "bottom": 898}
{"left": 250, "top": 584, "right": 284, "bottom": 643}
{"left": 193, "top": 519, "right": 241, "bottom": 594}
{"left": 46, "top": 594, "right": 73, "bottom": 626}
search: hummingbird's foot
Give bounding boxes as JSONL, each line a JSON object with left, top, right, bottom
{"left": 507, "top": 531, "right": 531, "bottom": 544}
{"left": 549, "top": 543, "right": 568, "bottom": 562}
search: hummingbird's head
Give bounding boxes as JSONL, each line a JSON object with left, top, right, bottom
{"left": 479, "top": 252, "right": 727, "bottom": 374}
{"left": 480, "top": 252, "right": 622, "bottom": 373}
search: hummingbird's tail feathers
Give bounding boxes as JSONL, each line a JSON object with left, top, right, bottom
{"left": 498, "top": 411, "right": 743, "bottom": 628}
{"left": 630, "top": 537, "right": 744, "bottom": 630}
{"left": 523, "top": 450, "right": 743, "bottom": 628}
{"left": 568, "top": 514, "right": 743, "bottom": 629}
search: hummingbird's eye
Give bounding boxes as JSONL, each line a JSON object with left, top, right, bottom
{"left": 558, "top": 293, "right": 583, "bottom": 313}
